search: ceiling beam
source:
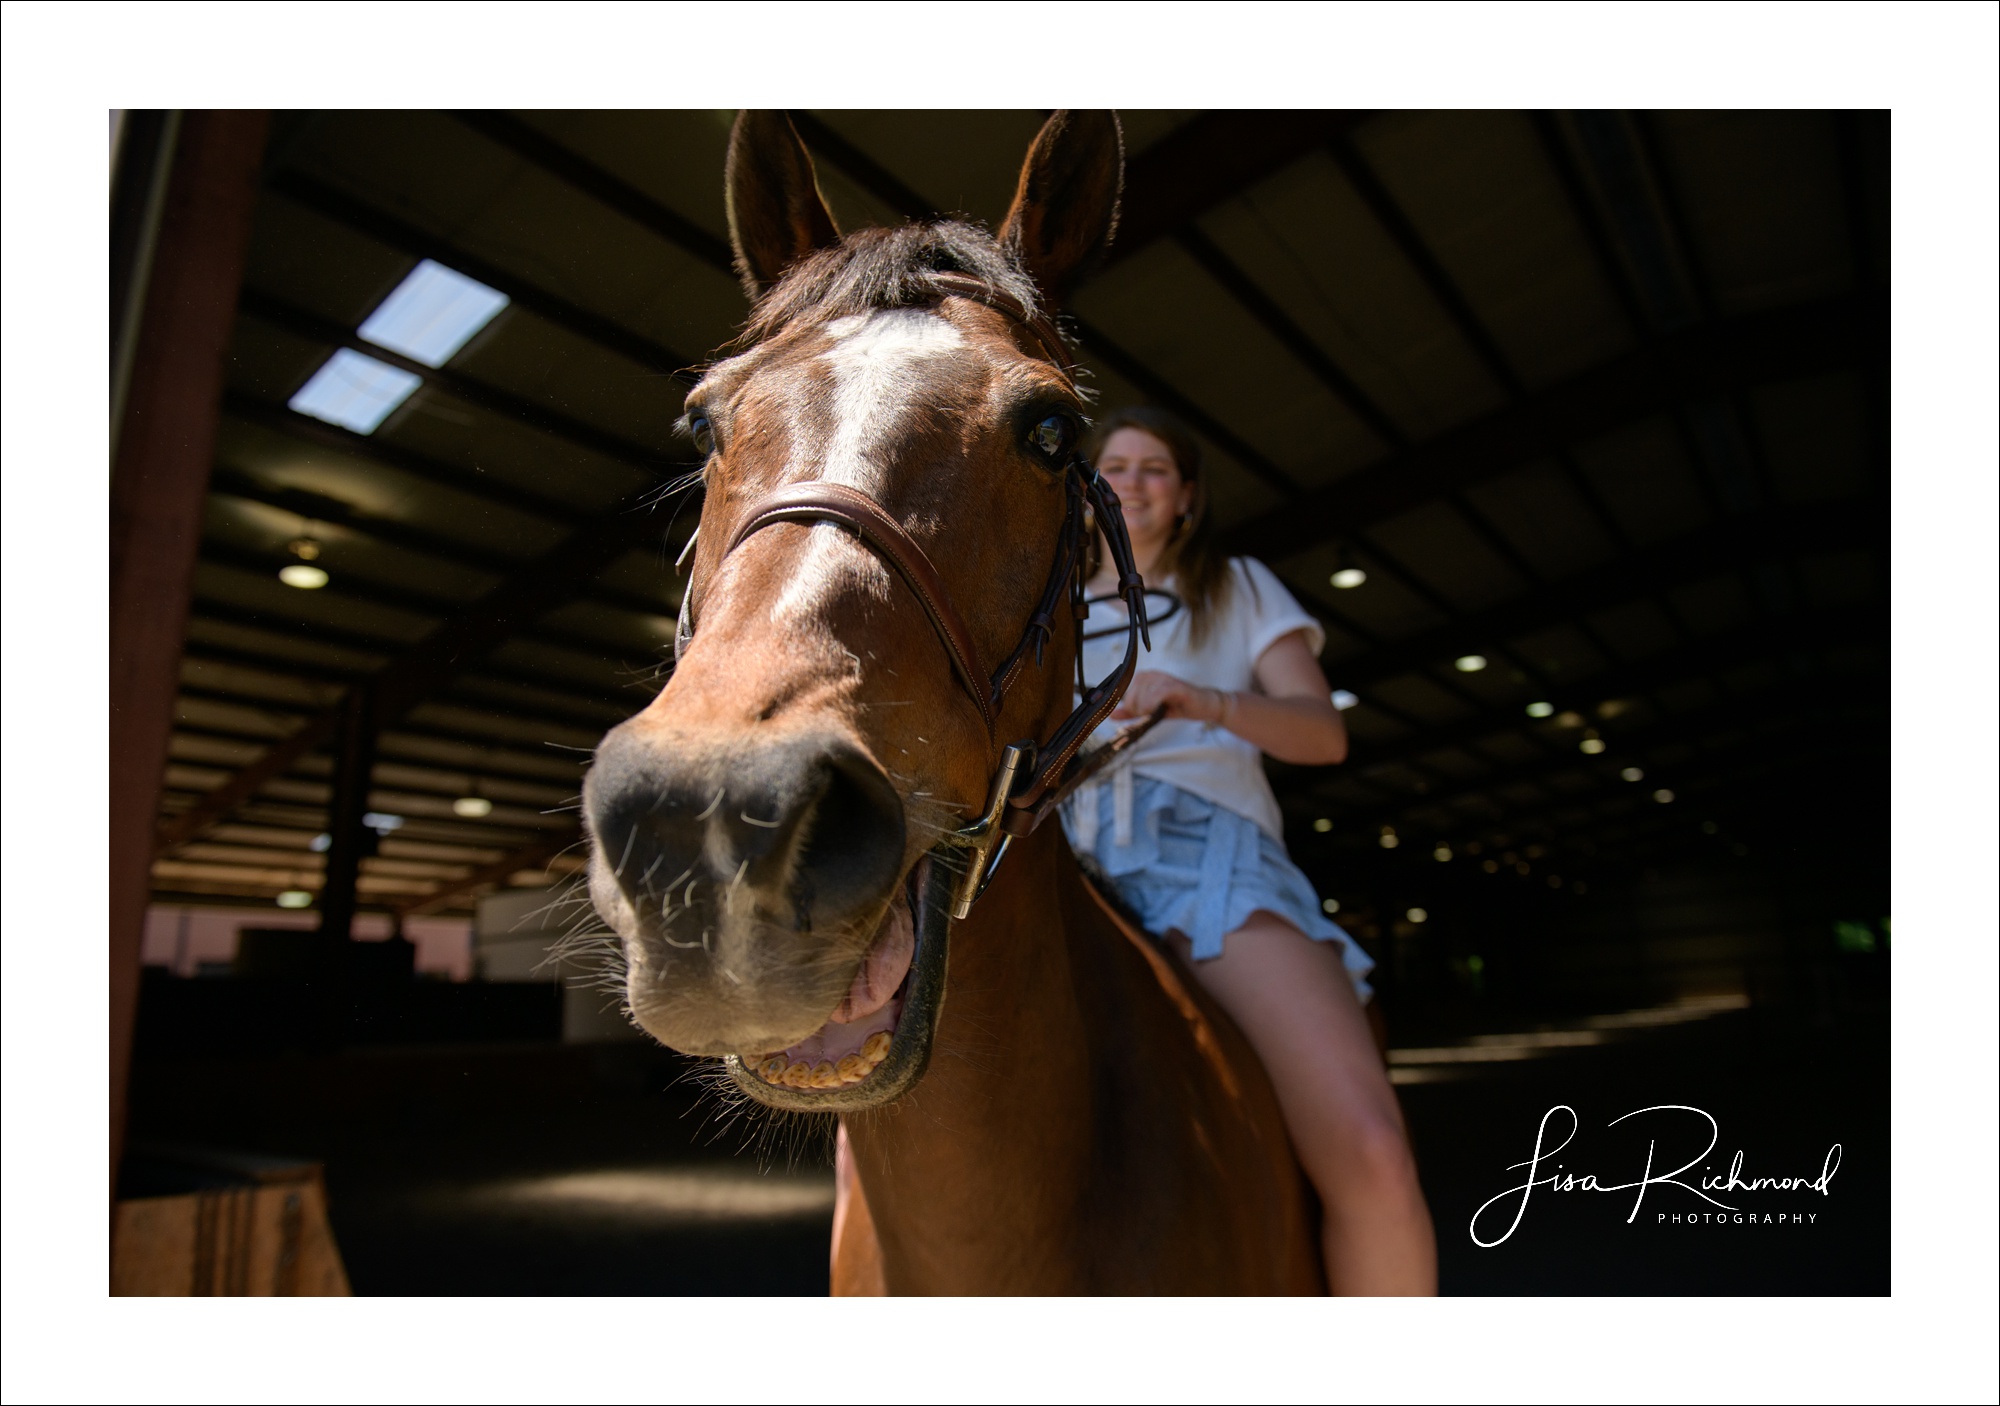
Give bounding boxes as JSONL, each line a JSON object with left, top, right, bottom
{"left": 1338, "top": 690, "right": 1883, "bottom": 833}
{"left": 1220, "top": 291, "right": 1876, "bottom": 564}
{"left": 206, "top": 466, "right": 677, "bottom": 622}
{"left": 158, "top": 476, "right": 673, "bottom": 852}
{"left": 179, "top": 643, "right": 636, "bottom": 734}
{"left": 1317, "top": 494, "right": 1877, "bottom": 696}
{"left": 1299, "top": 602, "right": 1883, "bottom": 793}
{"left": 1109, "top": 111, "right": 1376, "bottom": 269}
{"left": 450, "top": 111, "right": 736, "bottom": 275}
{"left": 265, "top": 168, "right": 696, "bottom": 378}
{"left": 1306, "top": 741, "right": 1866, "bottom": 897}
{"left": 1420, "top": 727, "right": 1883, "bottom": 874}
{"left": 240, "top": 289, "right": 688, "bottom": 480}
{"left": 1327, "top": 135, "right": 1523, "bottom": 397}
{"left": 1170, "top": 224, "right": 1406, "bottom": 451}
{"left": 186, "top": 593, "right": 664, "bottom": 692}
{"left": 196, "top": 537, "right": 673, "bottom": 667}
{"left": 223, "top": 391, "right": 593, "bottom": 525}
{"left": 395, "top": 827, "right": 587, "bottom": 917}
{"left": 473, "top": 112, "right": 1356, "bottom": 505}
{"left": 173, "top": 718, "right": 591, "bottom": 793}
{"left": 788, "top": 111, "right": 1374, "bottom": 278}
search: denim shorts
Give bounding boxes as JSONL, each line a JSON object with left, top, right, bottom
{"left": 1061, "top": 772, "right": 1374, "bottom": 1001}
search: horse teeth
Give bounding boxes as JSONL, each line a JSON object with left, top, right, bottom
{"left": 756, "top": 1039, "right": 890, "bottom": 1091}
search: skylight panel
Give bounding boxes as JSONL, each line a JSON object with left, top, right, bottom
{"left": 358, "top": 259, "right": 510, "bottom": 367}
{"left": 288, "top": 348, "right": 423, "bottom": 434}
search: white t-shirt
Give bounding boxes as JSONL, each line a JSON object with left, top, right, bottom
{"left": 1076, "top": 556, "right": 1323, "bottom": 841}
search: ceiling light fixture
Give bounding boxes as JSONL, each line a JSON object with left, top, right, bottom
{"left": 454, "top": 796, "right": 494, "bottom": 818}
{"left": 1406, "top": 907, "right": 1429, "bottom": 924}
{"left": 1312, "top": 817, "right": 1333, "bottom": 833}
{"left": 1330, "top": 567, "right": 1367, "bottom": 590}
{"left": 279, "top": 564, "right": 329, "bottom": 589}
{"left": 1454, "top": 654, "right": 1488, "bottom": 673}
{"left": 1330, "top": 689, "right": 1359, "bottom": 711}
{"left": 1653, "top": 789, "right": 1676, "bottom": 804}
{"left": 1433, "top": 845, "right": 1452, "bottom": 862}
{"left": 1579, "top": 737, "right": 1606, "bottom": 755}
{"left": 276, "top": 890, "right": 313, "bottom": 909}
{"left": 1621, "top": 766, "right": 1645, "bottom": 782}
{"left": 1525, "top": 701, "right": 1554, "bottom": 718}
{"left": 1321, "top": 898, "right": 1340, "bottom": 915}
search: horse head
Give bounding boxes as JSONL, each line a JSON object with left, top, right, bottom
{"left": 582, "top": 111, "right": 1127, "bottom": 1108}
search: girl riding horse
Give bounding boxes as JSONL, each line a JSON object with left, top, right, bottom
{"left": 1064, "top": 406, "right": 1436, "bottom": 1293}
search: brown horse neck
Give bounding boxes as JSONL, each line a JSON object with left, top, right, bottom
{"left": 834, "top": 824, "right": 1104, "bottom": 1285}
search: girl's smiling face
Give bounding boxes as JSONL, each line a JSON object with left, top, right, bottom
{"left": 1095, "top": 426, "right": 1193, "bottom": 559}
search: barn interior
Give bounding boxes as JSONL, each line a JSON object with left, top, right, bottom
{"left": 109, "top": 108, "right": 1889, "bottom": 1295}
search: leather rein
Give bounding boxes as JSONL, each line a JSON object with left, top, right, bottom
{"left": 675, "top": 272, "right": 1159, "bottom": 919}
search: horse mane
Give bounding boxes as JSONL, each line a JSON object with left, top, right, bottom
{"left": 736, "top": 221, "right": 1046, "bottom": 349}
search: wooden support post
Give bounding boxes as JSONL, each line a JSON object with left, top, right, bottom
{"left": 109, "top": 110, "right": 269, "bottom": 1212}
{"left": 316, "top": 684, "right": 380, "bottom": 943}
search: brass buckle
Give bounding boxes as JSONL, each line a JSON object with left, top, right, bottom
{"left": 943, "top": 741, "right": 1035, "bottom": 920}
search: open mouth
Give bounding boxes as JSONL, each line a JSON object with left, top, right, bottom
{"left": 721, "top": 854, "right": 951, "bottom": 1111}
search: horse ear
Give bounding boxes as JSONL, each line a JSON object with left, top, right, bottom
{"left": 999, "top": 110, "right": 1124, "bottom": 305}
{"left": 725, "top": 110, "right": 842, "bottom": 300}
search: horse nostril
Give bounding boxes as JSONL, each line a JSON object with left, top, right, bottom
{"left": 792, "top": 746, "right": 905, "bottom": 926}
{"left": 584, "top": 728, "right": 905, "bottom": 937}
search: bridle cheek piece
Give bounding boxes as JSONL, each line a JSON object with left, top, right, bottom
{"left": 675, "top": 273, "right": 1158, "bottom": 920}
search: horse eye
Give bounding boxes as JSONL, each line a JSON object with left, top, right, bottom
{"left": 1029, "top": 414, "right": 1073, "bottom": 462}
{"left": 688, "top": 414, "right": 715, "bottom": 457}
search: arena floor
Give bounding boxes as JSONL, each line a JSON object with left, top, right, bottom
{"left": 127, "top": 978, "right": 1884, "bottom": 1296}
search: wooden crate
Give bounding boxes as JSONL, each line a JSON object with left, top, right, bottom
{"left": 112, "top": 1156, "right": 349, "bottom": 1296}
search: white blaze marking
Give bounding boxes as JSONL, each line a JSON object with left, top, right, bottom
{"left": 770, "top": 308, "right": 967, "bottom": 627}
{"left": 817, "top": 307, "right": 966, "bottom": 490}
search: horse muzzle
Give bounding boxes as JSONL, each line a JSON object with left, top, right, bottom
{"left": 584, "top": 722, "right": 908, "bottom": 1057}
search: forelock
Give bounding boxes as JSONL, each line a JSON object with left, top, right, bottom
{"left": 737, "top": 222, "right": 1044, "bottom": 349}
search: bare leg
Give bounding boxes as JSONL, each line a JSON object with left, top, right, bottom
{"left": 829, "top": 1123, "right": 885, "bottom": 1294}
{"left": 1169, "top": 912, "right": 1437, "bottom": 1295}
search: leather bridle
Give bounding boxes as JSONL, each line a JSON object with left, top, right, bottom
{"left": 674, "top": 272, "right": 1159, "bottom": 919}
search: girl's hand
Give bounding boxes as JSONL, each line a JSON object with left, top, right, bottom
{"left": 1111, "top": 670, "right": 1228, "bottom": 724}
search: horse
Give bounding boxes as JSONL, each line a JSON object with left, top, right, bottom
{"left": 581, "top": 110, "right": 1322, "bottom": 1293}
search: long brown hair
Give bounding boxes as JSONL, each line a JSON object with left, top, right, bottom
{"left": 1085, "top": 407, "right": 1231, "bottom": 646}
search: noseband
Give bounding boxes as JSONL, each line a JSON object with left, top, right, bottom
{"left": 675, "top": 272, "right": 1157, "bottom": 918}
